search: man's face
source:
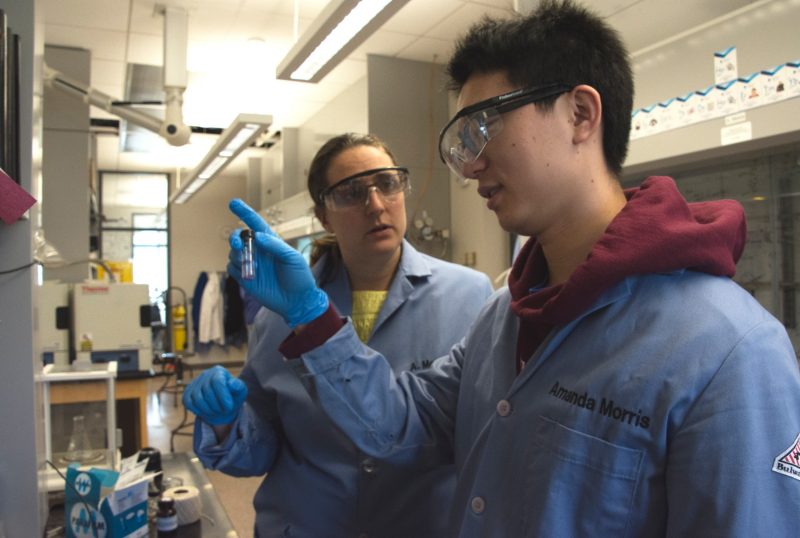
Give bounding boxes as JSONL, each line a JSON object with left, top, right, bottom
{"left": 456, "top": 71, "right": 577, "bottom": 239}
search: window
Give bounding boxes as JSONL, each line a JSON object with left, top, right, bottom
{"left": 132, "top": 214, "right": 168, "bottom": 307}
{"left": 99, "top": 172, "right": 169, "bottom": 308}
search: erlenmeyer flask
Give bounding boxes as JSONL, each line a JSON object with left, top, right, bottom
{"left": 66, "top": 414, "right": 93, "bottom": 463}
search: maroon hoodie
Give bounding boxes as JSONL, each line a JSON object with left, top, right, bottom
{"left": 508, "top": 176, "right": 747, "bottom": 372}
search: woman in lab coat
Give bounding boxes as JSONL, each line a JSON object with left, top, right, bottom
{"left": 186, "top": 133, "right": 494, "bottom": 537}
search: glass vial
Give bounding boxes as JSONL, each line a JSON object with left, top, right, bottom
{"left": 156, "top": 496, "right": 178, "bottom": 537}
{"left": 240, "top": 229, "right": 255, "bottom": 280}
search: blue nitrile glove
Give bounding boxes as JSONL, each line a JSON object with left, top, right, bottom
{"left": 227, "top": 198, "right": 329, "bottom": 328}
{"left": 182, "top": 365, "right": 248, "bottom": 426}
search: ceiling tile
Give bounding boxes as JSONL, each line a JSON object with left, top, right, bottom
{"left": 583, "top": 0, "right": 640, "bottom": 17}
{"left": 351, "top": 29, "right": 418, "bottom": 60}
{"left": 43, "top": 0, "right": 131, "bottom": 31}
{"left": 424, "top": 2, "right": 516, "bottom": 41}
{"left": 128, "top": 0, "right": 164, "bottom": 35}
{"left": 45, "top": 24, "right": 128, "bottom": 62}
{"left": 468, "top": 0, "right": 517, "bottom": 13}
{"left": 398, "top": 35, "right": 456, "bottom": 65}
{"left": 185, "top": 2, "right": 247, "bottom": 43}
{"left": 382, "top": 0, "right": 464, "bottom": 36}
{"left": 45, "top": 0, "right": 773, "bottom": 174}
{"left": 242, "top": 0, "right": 332, "bottom": 19}
{"left": 231, "top": 12, "right": 296, "bottom": 44}
{"left": 608, "top": 0, "right": 755, "bottom": 53}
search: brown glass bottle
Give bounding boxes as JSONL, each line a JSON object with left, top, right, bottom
{"left": 156, "top": 496, "right": 178, "bottom": 537}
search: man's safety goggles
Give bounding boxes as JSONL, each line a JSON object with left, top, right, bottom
{"left": 438, "top": 83, "right": 573, "bottom": 180}
{"left": 320, "top": 166, "right": 410, "bottom": 211}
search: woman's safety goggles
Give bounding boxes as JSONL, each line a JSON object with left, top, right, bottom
{"left": 438, "top": 83, "right": 573, "bottom": 180}
{"left": 320, "top": 166, "right": 410, "bottom": 211}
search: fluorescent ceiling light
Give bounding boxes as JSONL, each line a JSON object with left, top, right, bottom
{"left": 277, "top": 0, "right": 411, "bottom": 83}
{"left": 170, "top": 113, "right": 272, "bottom": 205}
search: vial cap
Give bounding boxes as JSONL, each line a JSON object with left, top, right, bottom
{"left": 158, "top": 496, "right": 175, "bottom": 510}
{"left": 240, "top": 229, "right": 254, "bottom": 240}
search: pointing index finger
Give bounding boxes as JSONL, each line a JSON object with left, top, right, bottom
{"left": 229, "top": 198, "right": 274, "bottom": 234}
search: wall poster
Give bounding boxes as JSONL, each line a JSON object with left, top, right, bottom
{"left": 631, "top": 59, "right": 800, "bottom": 141}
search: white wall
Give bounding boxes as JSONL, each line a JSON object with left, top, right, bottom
{"left": 367, "top": 55, "right": 456, "bottom": 261}
{"left": 297, "top": 75, "right": 369, "bottom": 191}
{"left": 450, "top": 178, "right": 510, "bottom": 286}
{"left": 302, "top": 76, "right": 368, "bottom": 136}
{"left": 169, "top": 171, "right": 247, "bottom": 319}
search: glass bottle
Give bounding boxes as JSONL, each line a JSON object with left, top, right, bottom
{"left": 65, "top": 414, "right": 93, "bottom": 463}
{"left": 240, "top": 229, "right": 255, "bottom": 280}
{"left": 156, "top": 496, "right": 178, "bottom": 537}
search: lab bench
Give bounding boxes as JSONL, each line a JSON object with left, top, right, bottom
{"left": 45, "top": 451, "right": 239, "bottom": 537}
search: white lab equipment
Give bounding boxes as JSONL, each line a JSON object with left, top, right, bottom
{"left": 38, "top": 281, "right": 70, "bottom": 367}
{"left": 71, "top": 282, "right": 154, "bottom": 372}
{"left": 39, "top": 362, "right": 118, "bottom": 491}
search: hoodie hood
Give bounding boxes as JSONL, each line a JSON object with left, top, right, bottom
{"left": 508, "top": 176, "right": 747, "bottom": 368}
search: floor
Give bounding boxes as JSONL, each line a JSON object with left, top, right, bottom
{"left": 145, "top": 344, "right": 261, "bottom": 538}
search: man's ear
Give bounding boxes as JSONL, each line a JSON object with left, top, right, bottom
{"left": 315, "top": 205, "right": 334, "bottom": 234}
{"left": 570, "top": 84, "right": 603, "bottom": 144}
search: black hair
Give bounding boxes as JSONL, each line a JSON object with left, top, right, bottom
{"left": 446, "top": 0, "right": 633, "bottom": 176}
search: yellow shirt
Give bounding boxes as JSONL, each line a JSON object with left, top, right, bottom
{"left": 351, "top": 290, "right": 388, "bottom": 343}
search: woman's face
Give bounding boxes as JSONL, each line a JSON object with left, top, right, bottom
{"left": 315, "top": 144, "right": 407, "bottom": 266}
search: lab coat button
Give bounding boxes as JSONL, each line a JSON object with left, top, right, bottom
{"left": 470, "top": 496, "right": 486, "bottom": 514}
{"left": 361, "top": 458, "right": 376, "bottom": 474}
{"left": 496, "top": 399, "right": 511, "bottom": 417}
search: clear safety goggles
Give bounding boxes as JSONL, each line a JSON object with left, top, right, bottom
{"left": 438, "top": 83, "right": 573, "bottom": 180}
{"left": 320, "top": 166, "right": 410, "bottom": 211}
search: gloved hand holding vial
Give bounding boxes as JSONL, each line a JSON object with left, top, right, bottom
{"left": 227, "top": 198, "right": 329, "bottom": 328}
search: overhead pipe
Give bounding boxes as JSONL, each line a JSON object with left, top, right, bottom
{"left": 44, "top": 65, "right": 163, "bottom": 133}
{"left": 43, "top": 6, "right": 191, "bottom": 146}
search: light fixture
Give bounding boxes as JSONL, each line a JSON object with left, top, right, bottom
{"left": 170, "top": 113, "right": 272, "bottom": 204}
{"left": 277, "top": 0, "right": 411, "bottom": 83}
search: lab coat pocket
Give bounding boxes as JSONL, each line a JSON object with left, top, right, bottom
{"left": 524, "top": 416, "right": 643, "bottom": 537}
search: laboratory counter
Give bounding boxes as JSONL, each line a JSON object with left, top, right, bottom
{"left": 45, "top": 451, "right": 239, "bottom": 537}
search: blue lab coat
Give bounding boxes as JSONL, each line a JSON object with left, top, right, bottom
{"left": 300, "top": 270, "right": 800, "bottom": 536}
{"left": 193, "top": 239, "right": 494, "bottom": 537}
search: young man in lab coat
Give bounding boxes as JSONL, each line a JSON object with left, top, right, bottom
{"left": 218, "top": 0, "right": 800, "bottom": 535}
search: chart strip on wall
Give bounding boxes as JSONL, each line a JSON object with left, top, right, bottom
{"left": 631, "top": 60, "right": 800, "bottom": 141}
